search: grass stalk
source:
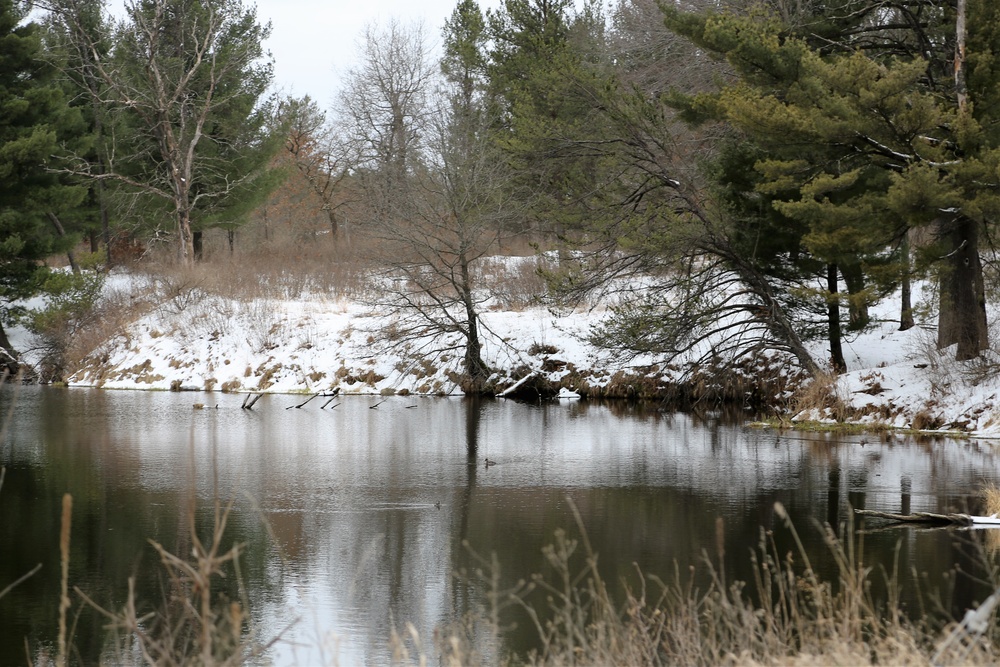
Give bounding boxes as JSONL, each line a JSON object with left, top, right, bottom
{"left": 57, "top": 493, "right": 72, "bottom": 667}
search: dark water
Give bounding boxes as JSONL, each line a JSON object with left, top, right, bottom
{"left": 2, "top": 386, "right": 1000, "bottom": 664}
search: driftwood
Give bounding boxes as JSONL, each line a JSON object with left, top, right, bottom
{"left": 497, "top": 372, "right": 536, "bottom": 398}
{"left": 287, "top": 392, "right": 320, "bottom": 410}
{"left": 241, "top": 393, "right": 264, "bottom": 410}
{"left": 854, "top": 509, "right": 974, "bottom": 527}
{"left": 288, "top": 388, "right": 341, "bottom": 409}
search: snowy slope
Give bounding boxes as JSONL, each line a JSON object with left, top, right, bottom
{"left": 9, "top": 265, "right": 1000, "bottom": 439}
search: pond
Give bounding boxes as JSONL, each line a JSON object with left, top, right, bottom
{"left": 2, "top": 386, "right": 999, "bottom": 664}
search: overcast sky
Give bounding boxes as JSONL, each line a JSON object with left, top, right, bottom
{"left": 256, "top": 0, "right": 500, "bottom": 108}
{"left": 97, "top": 0, "right": 501, "bottom": 109}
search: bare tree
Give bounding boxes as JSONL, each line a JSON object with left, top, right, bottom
{"left": 47, "top": 0, "right": 276, "bottom": 266}
{"left": 279, "top": 95, "right": 356, "bottom": 239}
{"left": 360, "top": 101, "right": 523, "bottom": 392}
{"left": 336, "top": 20, "right": 436, "bottom": 184}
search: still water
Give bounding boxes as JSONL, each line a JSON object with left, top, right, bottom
{"left": 2, "top": 386, "right": 1000, "bottom": 664}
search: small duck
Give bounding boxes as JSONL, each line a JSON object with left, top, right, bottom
{"left": 484, "top": 457, "right": 497, "bottom": 468}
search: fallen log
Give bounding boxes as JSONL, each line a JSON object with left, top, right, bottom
{"left": 287, "top": 392, "right": 320, "bottom": 410}
{"left": 241, "top": 393, "right": 264, "bottom": 410}
{"left": 854, "top": 509, "right": 974, "bottom": 527}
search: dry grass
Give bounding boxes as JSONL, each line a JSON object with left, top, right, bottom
{"left": 414, "top": 501, "right": 1000, "bottom": 667}
{"left": 476, "top": 256, "right": 552, "bottom": 311}
{"left": 789, "top": 371, "right": 852, "bottom": 422}
{"left": 984, "top": 484, "right": 1000, "bottom": 517}
{"left": 69, "top": 480, "right": 283, "bottom": 665}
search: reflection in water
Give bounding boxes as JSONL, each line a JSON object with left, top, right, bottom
{"left": 2, "top": 386, "right": 1000, "bottom": 664}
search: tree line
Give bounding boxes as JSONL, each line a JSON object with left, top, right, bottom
{"left": 0, "top": 0, "right": 996, "bottom": 392}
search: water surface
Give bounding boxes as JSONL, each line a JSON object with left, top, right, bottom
{"left": 1, "top": 387, "right": 998, "bottom": 664}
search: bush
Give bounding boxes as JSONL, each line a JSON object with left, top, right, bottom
{"left": 24, "top": 269, "right": 106, "bottom": 381}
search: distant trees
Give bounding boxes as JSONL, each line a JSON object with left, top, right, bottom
{"left": 4, "top": 0, "right": 997, "bottom": 387}
{"left": 279, "top": 96, "right": 354, "bottom": 239}
{"left": 338, "top": 20, "right": 436, "bottom": 186}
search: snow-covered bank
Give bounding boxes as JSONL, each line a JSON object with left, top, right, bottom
{"left": 813, "top": 317, "right": 1000, "bottom": 439}
{"left": 66, "top": 294, "right": 600, "bottom": 396}
{"left": 11, "top": 267, "right": 1000, "bottom": 439}
{"left": 55, "top": 270, "right": 658, "bottom": 399}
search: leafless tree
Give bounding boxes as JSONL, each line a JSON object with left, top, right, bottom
{"left": 279, "top": 96, "right": 356, "bottom": 240}
{"left": 359, "top": 101, "right": 524, "bottom": 392}
{"left": 336, "top": 20, "right": 436, "bottom": 184}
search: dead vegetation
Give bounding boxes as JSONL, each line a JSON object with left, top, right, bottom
{"left": 403, "top": 501, "right": 1000, "bottom": 666}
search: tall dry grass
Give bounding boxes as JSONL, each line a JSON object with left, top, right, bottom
{"left": 11, "top": 477, "right": 1000, "bottom": 665}
{"left": 416, "top": 501, "right": 1000, "bottom": 667}
{"left": 50, "top": 434, "right": 286, "bottom": 666}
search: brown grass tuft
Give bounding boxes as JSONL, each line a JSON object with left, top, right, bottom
{"left": 791, "top": 371, "right": 851, "bottom": 421}
{"left": 983, "top": 484, "right": 1000, "bottom": 518}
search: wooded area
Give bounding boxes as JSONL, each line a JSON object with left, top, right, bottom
{"left": 2, "top": 0, "right": 998, "bottom": 391}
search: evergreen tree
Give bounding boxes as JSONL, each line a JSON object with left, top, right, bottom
{"left": 664, "top": 0, "right": 1000, "bottom": 362}
{"left": 442, "top": 0, "right": 488, "bottom": 123}
{"left": 0, "top": 0, "right": 87, "bottom": 372}
{"left": 52, "top": 0, "right": 280, "bottom": 266}
{"left": 41, "top": 0, "right": 114, "bottom": 265}
{"left": 485, "top": 0, "right": 612, "bottom": 239}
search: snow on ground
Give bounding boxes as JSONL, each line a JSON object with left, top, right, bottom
{"left": 800, "top": 281, "right": 1000, "bottom": 439}
{"left": 52, "top": 268, "right": 634, "bottom": 398}
{"left": 828, "top": 322, "right": 1000, "bottom": 439}
{"left": 10, "top": 264, "right": 1000, "bottom": 440}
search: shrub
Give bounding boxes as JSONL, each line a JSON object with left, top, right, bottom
{"left": 24, "top": 269, "right": 106, "bottom": 381}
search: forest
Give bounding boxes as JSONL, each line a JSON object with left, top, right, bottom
{"left": 1, "top": 0, "right": 998, "bottom": 406}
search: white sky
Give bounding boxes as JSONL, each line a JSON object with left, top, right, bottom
{"left": 257, "top": 0, "right": 482, "bottom": 108}
{"left": 97, "top": 0, "right": 502, "bottom": 109}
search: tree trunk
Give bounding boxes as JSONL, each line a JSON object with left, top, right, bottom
{"left": 46, "top": 212, "right": 80, "bottom": 275}
{"left": 459, "top": 252, "right": 490, "bottom": 391}
{"left": 937, "top": 215, "right": 987, "bottom": 360}
{"left": 0, "top": 320, "right": 20, "bottom": 376}
{"left": 840, "top": 261, "right": 869, "bottom": 330}
{"left": 193, "top": 230, "right": 204, "bottom": 262}
{"left": 98, "top": 176, "right": 112, "bottom": 267}
{"left": 727, "top": 249, "right": 821, "bottom": 376}
{"left": 177, "top": 206, "right": 196, "bottom": 266}
{"left": 956, "top": 0, "right": 968, "bottom": 112}
{"left": 827, "top": 263, "right": 847, "bottom": 373}
{"left": 324, "top": 206, "right": 339, "bottom": 238}
{"left": 464, "top": 320, "right": 489, "bottom": 390}
{"left": 899, "top": 232, "right": 914, "bottom": 331}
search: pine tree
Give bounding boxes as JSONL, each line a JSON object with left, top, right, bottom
{"left": 664, "top": 0, "right": 1000, "bottom": 362}
{"left": 42, "top": 0, "right": 114, "bottom": 264}
{"left": 0, "top": 0, "right": 88, "bottom": 372}
{"left": 52, "top": 0, "right": 280, "bottom": 266}
{"left": 485, "top": 0, "right": 612, "bottom": 240}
